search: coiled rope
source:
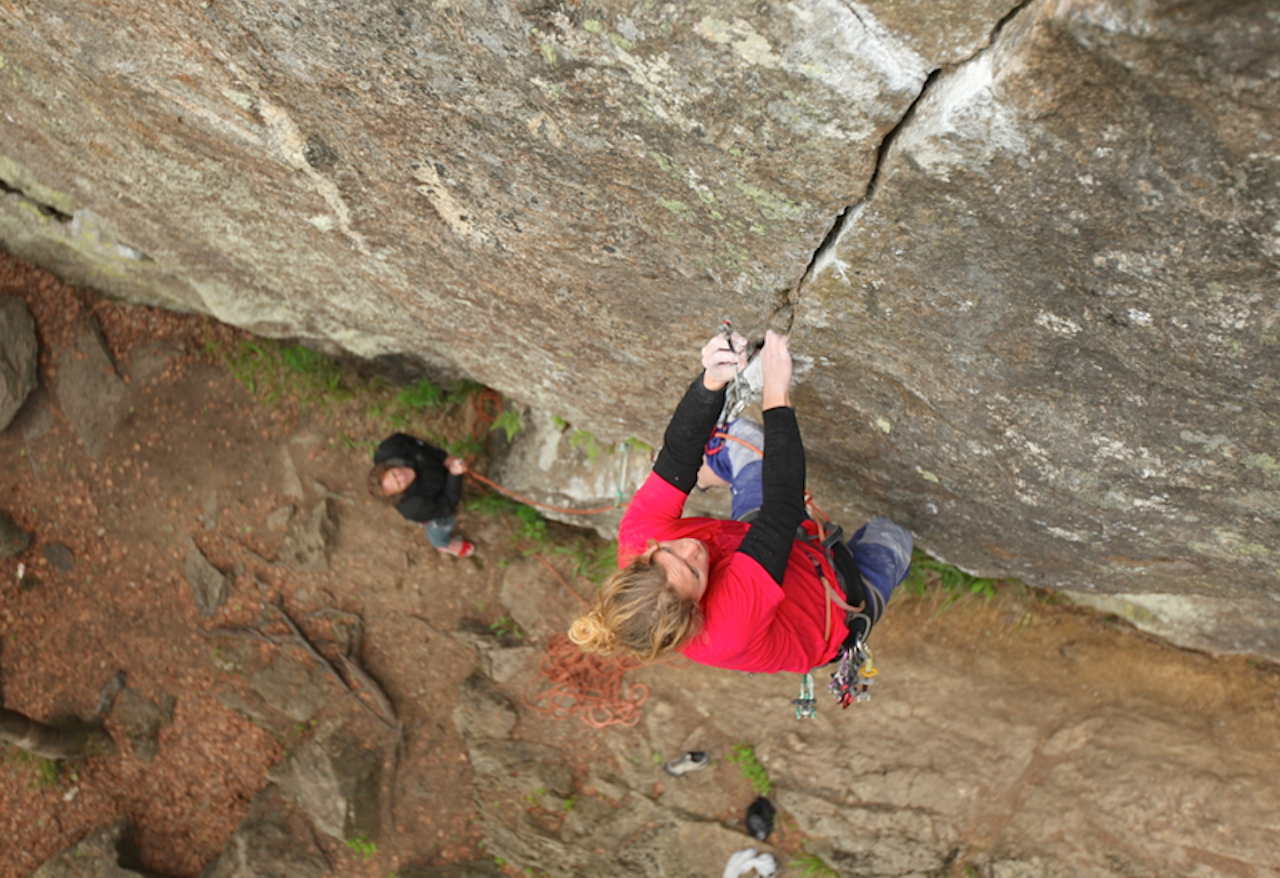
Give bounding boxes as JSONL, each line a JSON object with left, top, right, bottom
{"left": 524, "top": 633, "right": 650, "bottom": 728}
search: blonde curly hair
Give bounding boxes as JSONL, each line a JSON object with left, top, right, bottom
{"left": 569, "top": 548, "right": 703, "bottom": 663}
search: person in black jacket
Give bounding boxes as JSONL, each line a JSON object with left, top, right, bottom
{"left": 368, "top": 433, "right": 475, "bottom": 558}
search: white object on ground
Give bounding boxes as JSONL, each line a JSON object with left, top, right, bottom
{"left": 723, "top": 848, "right": 777, "bottom": 878}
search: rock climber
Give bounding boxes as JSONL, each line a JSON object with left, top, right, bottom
{"left": 569, "top": 330, "right": 913, "bottom": 688}
{"left": 368, "top": 433, "right": 476, "bottom": 558}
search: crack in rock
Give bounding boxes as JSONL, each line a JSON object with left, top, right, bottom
{"left": 793, "top": 0, "right": 1038, "bottom": 299}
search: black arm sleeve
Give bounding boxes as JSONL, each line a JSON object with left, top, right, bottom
{"left": 652, "top": 374, "right": 725, "bottom": 494}
{"left": 737, "top": 407, "right": 807, "bottom": 585}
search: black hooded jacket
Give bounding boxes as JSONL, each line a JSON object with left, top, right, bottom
{"left": 373, "top": 433, "right": 463, "bottom": 523}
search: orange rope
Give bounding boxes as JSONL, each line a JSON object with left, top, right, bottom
{"left": 525, "top": 633, "right": 649, "bottom": 728}
{"left": 465, "top": 468, "right": 626, "bottom": 516}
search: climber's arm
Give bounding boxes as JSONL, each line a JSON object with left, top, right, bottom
{"left": 652, "top": 332, "right": 748, "bottom": 493}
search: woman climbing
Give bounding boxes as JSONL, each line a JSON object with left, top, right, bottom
{"left": 569, "top": 329, "right": 913, "bottom": 687}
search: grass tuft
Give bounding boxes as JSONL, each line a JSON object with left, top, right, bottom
{"left": 727, "top": 743, "right": 772, "bottom": 795}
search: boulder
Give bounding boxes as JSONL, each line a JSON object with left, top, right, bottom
{"left": 55, "top": 318, "right": 128, "bottom": 460}
{"left": 184, "top": 545, "right": 231, "bottom": 619}
{"left": 0, "top": 293, "right": 38, "bottom": 430}
{"left": 278, "top": 499, "right": 337, "bottom": 573}
{"left": 0, "top": 0, "right": 1276, "bottom": 658}
{"left": 0, "top": 509, "right": 31, "bottom": 557}
{"left": 32, "top": 821, "right": 159, "bottom": 878}
{"left": 201, "top": 786, "right": 329, "bottom": 878}
{"left": 268, "top": 718, "right": 385, "bottom": 841}
{"left": 113, "top": 689, "right": 176, "bottom": 763}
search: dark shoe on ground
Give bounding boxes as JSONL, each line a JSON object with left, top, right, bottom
{"left": 663, "top": 751, "right": 710, "bottom": 777}
{"left": 745, "top": 796, "right": 775, "bottom": 840}
{"left": 437, "top": 538, "right": 476, "bottom": 558}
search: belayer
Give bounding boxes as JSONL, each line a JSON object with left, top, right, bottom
{"left": 570, "top": 329, "right": 912, "bottom": 700}
{"left": 368, "top": 433, "right": 477, "bottom": 558}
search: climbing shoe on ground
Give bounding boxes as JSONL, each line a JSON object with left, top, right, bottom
{"left": 663, "top": 751, "right": 710, "bottom": 776}
{"left": 437, "top": 538, "right": 476, "bottom": 558}
{"left": 745, "top": 796, "right": 775, "bottom": 841}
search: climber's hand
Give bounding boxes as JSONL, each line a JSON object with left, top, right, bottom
{"left": 701, "top": 331, "right": 748, "bottom": 391}
{"left": 760, "top": 330, "right": 792, "bottom": 410}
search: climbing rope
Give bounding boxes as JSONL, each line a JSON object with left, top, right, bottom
{"left": 466, "top": 469, "right": 627, "bottom": 516}
{"left": 524, "top": 633, "right": 650, "bottom": 728}
{"left": 464, "top": 387, "right": 631, "bottom": 516}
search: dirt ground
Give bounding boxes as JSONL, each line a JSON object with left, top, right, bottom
{"left": 1, "top": 248, "right": 1278, "bottom": 878}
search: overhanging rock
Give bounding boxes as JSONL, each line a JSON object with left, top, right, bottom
{"left": 0, "top": 0, "right": 1276, "bottom": 658}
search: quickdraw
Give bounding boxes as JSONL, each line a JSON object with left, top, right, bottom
{"left": 714, "top": 318, "right": 753, "bottom": 438}
{"left": 829, "top": 639, "right": 877, "bottom": 709}
{"left": 793, "top": 672, "right": 817, "bottom": 719}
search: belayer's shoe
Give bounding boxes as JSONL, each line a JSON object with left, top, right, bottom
{"left": 745, "top": 796, "right": 775, "bottom": 841}
{"left": 437, "top": 538, "right": 476, "bottom": 558}
{"left": 663, "top": 751, "right": 710, "bottom": 777}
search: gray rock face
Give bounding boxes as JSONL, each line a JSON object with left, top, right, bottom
{"left": 0, "top": 293, "right": 38, "bottom": 430}
{"left": 113, "top": 689, "right": 177, "bottom": 763}
{"left": 452, "top": 673, "right": 519, "bottom": 741}
{"left": 201, "top": 786, "right": 329, "bottom": 878}
{"left": 32, "top": 822, "right": 158, "bottom": 878}
{"left": 278, "top": 499, "right": 338, "bottom": 573}
{"left": 397, "top": 865, "right": 503, "bottom": 878}
{"left": 184, "top": 546, "right": 231, "bottom": 618}
{"left": 0, "top": 508, "right": 31, "bottom": 557}
{"left": 55, "top": 318, "right": 129, "bottom": 460}
{"left": 268, "top": 718, "right": 385, "bottom": 841}
{"left": 796, "top": 0, "right": 1280, "bottom": 648}
{"left": 0, "top": 0, "right": 1276, "bottom": 657}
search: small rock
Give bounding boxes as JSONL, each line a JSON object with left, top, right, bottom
{"left": 0, "top": 294, "right": 39, "bottom": 432}
{"left": 202, "top": 786, "right": 329, "bottom": 878}
{"left": 55, "top": 317, "right": 128, "bottom": 460}
{"left": 278, "top": 498, "right": 337, "bottom": 573}
{"left": 184, "top": 545, "right": 230, "bottom": 617}
{"left": 44, "top": 542, "right": 75, "bottom": 571}
{"left": 32, "top": 821, "right": 154, "bottom": 878}
{"left": 114, "top": 689, "right": 177, "bottom": 763}
{"left": 0, "top": 509, "right": 31, "bottom": 557}
{"left": 267, "top": 505, "right": 295, "bottom": 531}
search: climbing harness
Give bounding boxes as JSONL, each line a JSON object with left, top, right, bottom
{"left": 797, "top": 480, "right": 886, "bottom": 715}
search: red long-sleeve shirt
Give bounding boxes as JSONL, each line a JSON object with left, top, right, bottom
{"left": 618, "top": 474, "right": 847, "bottom": 674}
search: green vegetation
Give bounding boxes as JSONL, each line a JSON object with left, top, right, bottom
{"left": 464, "top": 492, "right": 615, "bottom": 582}
{"left": 489, "top": 615, "right": 526, "bottom": 640}
{"left": 211, "top": 338, "right": 348, "bottom": 407}
{"left": 570, "top": 428, "right": 602, "bottom": 462}
{"left": 8, "top": 749, "right": 64, "bottom": 790}
{"left": 903, "top": 549, "right": 998, "bottom": 599}
{"left": 727, "top": 743, "right": 772, "bottom": 795}
{"left": 491, "top": 408, "right": 523, "bottom": 441}
{"left": 206, "top": 335, "right": 491, "bottom": 457}
{"left": 345, "top": 835, "right": 377, "bottom": 859}
{"left": 791, "top": 853, "right": 839, "bottom": 878}
{"left": 543, "top": 538, "right": 616, "bottom": 584}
